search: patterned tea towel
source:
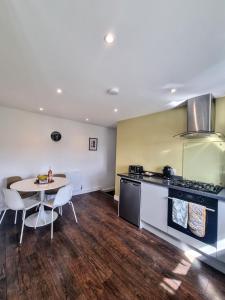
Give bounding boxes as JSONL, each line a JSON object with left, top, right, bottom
{"left": 172, "top": 198, "right": 188, "bottom": 228}
{"left": 188, "top": 203, "right": 206, "bottom": 238}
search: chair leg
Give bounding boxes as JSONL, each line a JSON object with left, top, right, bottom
{"left": 58, "top": 206, "right": 62, "bottom": 216}
{"left": 70, "top": 201, "right": 78, "bottom": 223}
{"left": 51, "top": 209, "right": 54, "bottom": 240}
{"left": 19, "top": 210, "right": 26, "bottom": 244}
{"left": 14, "top": 210, "right": 18, "bottom": 225}
{"left": 0, "top": 210, "right": 6, "bottom": 225}
{"left": 61, "top": 206, "right": 63, "bottom": 216}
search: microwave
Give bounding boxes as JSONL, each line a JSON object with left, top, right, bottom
{"left": 128, "top": 165, "right": 144, "bottom": 174}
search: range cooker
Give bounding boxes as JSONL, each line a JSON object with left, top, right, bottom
{"left": 168, "top": 188, "right": 218, "bottom": 247}
{"left": 167, "top": 178, "right": 223, "bottom": 247}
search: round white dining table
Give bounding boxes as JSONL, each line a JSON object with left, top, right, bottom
{"left": 10, "top": 176, "right": 69, "bottom": 228}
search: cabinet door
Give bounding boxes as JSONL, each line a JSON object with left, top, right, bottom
{"left": 141, "top": 183, "right": 168, "bottom": 232}
{"left": 217, "top": 200, "right": 225, "bottom": 263}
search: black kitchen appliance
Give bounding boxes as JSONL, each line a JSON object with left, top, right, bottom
{"left": 168, "top": 188, "right": 218, "bottom": 247}
{"left": 162, "top": 165, "right": 174, "bottom": 178}
{"left": 128, "top": 165, "right": 144, "bottom": 175}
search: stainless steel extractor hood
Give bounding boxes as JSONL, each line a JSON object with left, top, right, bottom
{"left": 175, "top": 93, "right": 223, "bottom": 138}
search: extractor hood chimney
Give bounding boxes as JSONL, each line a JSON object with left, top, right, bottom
{"left": 176, "top": 93, "right": 222, "bottom": 138}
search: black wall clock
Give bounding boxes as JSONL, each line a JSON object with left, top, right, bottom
{"left": 51, "top": 131, "right": 62, "bottom": 142}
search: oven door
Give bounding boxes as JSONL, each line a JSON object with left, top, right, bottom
{"left": 168, "top": 189, "right": 218, "bottom": 247}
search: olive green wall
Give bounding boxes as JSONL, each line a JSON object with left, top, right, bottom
{"left": 115, "top": 96, "right": 225, "bottom": 196}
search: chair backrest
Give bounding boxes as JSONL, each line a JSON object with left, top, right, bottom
{"left": 7, "top": 176, "right": 22, "bottom": 189}
{"left": 3, "top": 188, "right": 25, "bottom": 210}
{"left": 54, "top": 174, "right": 66, "bottom": 178}
{"left": 53, "top": 185, "right": 72, "bottom": 207}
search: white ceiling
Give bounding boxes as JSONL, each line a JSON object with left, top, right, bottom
{"left": 1, "top": 0, "right": 225, "bottom": 127}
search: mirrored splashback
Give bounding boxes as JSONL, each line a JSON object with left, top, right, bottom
{"left": 183, "top": 141, "right": 225, "bottom": 186}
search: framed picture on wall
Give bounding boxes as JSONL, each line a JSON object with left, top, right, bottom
{"left": 89, "top": 138, "right": 98, "bottom": 151}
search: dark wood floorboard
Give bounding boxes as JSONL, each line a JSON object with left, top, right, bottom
{"left": 0, "top": 191, "right": 225, "bottom": 300}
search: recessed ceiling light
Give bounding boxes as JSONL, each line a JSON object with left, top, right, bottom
{"left": 171, "top": 88, "right": 176, "bottom": 94}
{"left": 104, "top": 33, "right": 115, "bottom": 44}
{"left": 114, "top": 108, "right": 118, "bottom": 112}
{"left": 39, "top": 107, "right": 44, "bottom": 111}
{"left": 107, "top": 87, "right": 119, "bottom": 95}
{"left": 85, "top": 118, "right": 89, "bottom": 121}
{"left": 57, "top": 88, "right": 63, "bottom": 94}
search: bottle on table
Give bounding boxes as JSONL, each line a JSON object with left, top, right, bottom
{"left": 48, "top": 167, "right": 53, "bottom": 183}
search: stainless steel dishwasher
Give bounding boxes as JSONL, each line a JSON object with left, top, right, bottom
{"left": 119, "top": 178, "right": 141, "bottom": 227}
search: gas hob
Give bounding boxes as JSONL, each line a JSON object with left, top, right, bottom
{"left": 170, "top": 179, "right": 223, "bottom": 194}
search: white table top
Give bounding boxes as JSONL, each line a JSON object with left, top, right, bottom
{"left": 10, "top": 177, "right": 69, "bottom": 192}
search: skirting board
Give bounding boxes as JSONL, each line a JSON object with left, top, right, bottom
{"left": 141, "top": 220, "right": 225, "bottom": 274}
{"left": 101, "top": 186, "right": 115, "bottom": 192}
{"left": 73, "top": 186, "right": 101, "bottom": 196}
{"left": 114, "top": 195, "right": 119, "bottom": 201}
{"left": 73, "top": 186, "right": 115, "bottom": 196}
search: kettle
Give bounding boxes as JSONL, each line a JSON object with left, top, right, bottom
{"left": 162, "top": 166, "right": 174, "bottom": 178}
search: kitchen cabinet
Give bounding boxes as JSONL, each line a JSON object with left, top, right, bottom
{"left": 217, "top": 200, "right": 225, "bottom": 263}
{"left": 141, "top": 182, "right": 168, "bottom": 233}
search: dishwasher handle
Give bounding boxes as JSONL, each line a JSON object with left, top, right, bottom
{"left": 121, "top": 179, "right": 141, "bottom": 187}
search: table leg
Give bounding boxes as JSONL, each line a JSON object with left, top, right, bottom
{"left": 25, "top": 190, "right": 58, "bottom": 228}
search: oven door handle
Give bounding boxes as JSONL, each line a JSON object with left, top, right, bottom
{"left": 167, "top": 197, "right": 216, "bottom": 213}
{"left": 205, "top": 208, "right": 216, "bottom": 213}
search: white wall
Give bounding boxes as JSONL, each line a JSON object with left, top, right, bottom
{"left": 0, "top": 106, "right": 116, "bottom": 209}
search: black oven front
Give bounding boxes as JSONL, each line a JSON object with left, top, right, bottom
{"left": 168, "top": 188, "right": 218, "bottom": 247}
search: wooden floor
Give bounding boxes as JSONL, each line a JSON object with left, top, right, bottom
{"left": 1, "top": 191, "right": 225, "bottom": 300}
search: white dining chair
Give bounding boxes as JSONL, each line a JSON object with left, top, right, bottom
{"left": 0, "top": 190, "right": 18, "bottom": 225}
{"left": 4, "top": 176, "right": 38, "bottom": 225}
{"left": 42, "top": 185, "right": 77, "bottom": 239}
{"left": 0, "top": 207, "right": 8, "bottom": 224}
{"left": 0, "top": 193, "right": 38, "bottom": 226}
{"left": 0, "top": 204, "right": 19, "bottom": 225}
{"left": 2, "top": 189, "right": 40, "bottom": 244}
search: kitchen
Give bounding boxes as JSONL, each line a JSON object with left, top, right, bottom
{"left": 116, "top": 94, "right": 225, "bottom": 274}
{"left": 1, "top": 1, "right": 225, "bottom": 298}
